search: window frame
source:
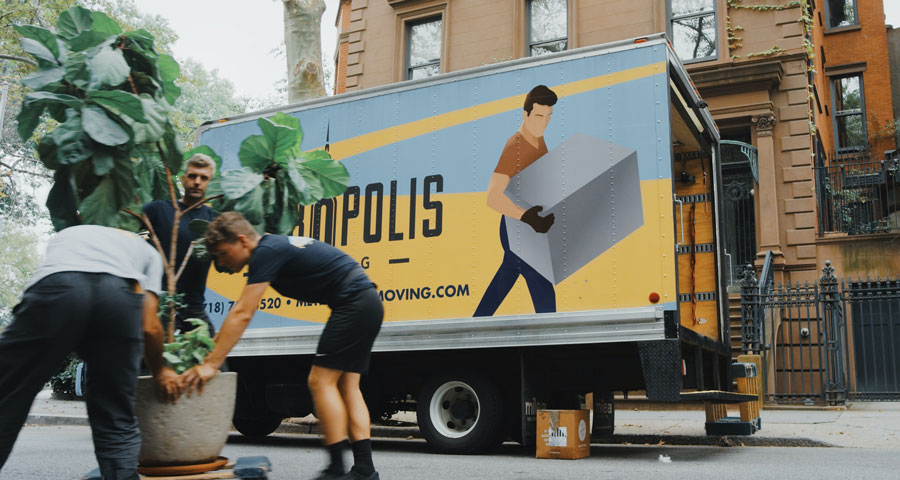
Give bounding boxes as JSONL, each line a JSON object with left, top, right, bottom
{"left": 830, "top": 73, "right": 868, "bottom": 152}
{"left": 525, "top": 0, "right": 569, "bottom": 57}
{"left": 667, "top": 0, "right": 719, "bottom": 64}
{"left": 405, "top": 15, "right": 443, "bottom": 81}
{"left": 824, "top": 0, "right": 859, "bottom": 31}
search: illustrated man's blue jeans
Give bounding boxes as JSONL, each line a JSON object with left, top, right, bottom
{"left": 474, "top": 218, "right": 556, "bottom": 316}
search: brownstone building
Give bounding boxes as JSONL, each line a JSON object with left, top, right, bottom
{"left": 331, "top": 0, "right": 898, "bottom": 284}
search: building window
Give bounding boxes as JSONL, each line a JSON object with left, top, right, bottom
{"left": 527, "top": 0, "right": 568, "bottom": 57}
{"left": 669, "top": 0, "right": 717, "bottom": 63}
{"left": 826, "top": 0, "right": 858, "bottom": 29}
{"left": 832, "top": 74, "right": 866, "bottom": 151}
{"left": 406, "top": 17, "right": 442, "bottom": 80}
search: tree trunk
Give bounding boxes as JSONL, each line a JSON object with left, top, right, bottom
{"left": 283, "top": 0, "right": 327, "bottom": 103}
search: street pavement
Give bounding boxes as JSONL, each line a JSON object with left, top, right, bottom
{"left": 25, "top": 388, "right": 900, "bottom": 449}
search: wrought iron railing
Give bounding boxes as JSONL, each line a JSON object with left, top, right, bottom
{"left": 815, "top": 150, "right": 900, "bottom": 235}
{"left": 739, "top": 261, "right": 900, "bottom": 405}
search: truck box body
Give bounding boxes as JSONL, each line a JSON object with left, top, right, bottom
{"left": 195, "top": 34, "right": 730, "bottom": 450}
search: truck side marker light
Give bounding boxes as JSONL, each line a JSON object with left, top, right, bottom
{"left": 649, "top": 292, "right": 660, "bottom": 303}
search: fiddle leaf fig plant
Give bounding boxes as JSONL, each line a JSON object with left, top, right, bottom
{"left": 207, "top": 112, "right": 349, "bottom": 235}
{"left": 16, "top": 6, "right": 350, "bottom": 345}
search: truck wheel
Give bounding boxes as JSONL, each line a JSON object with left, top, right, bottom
{"left": 232, "top": 412, "right": 283, "bottom": 438}
{"left": 416, "top": 372, "right": 505, "bottom": 454}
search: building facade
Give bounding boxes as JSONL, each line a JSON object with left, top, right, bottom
{"left": 331, "top": 0, "right": 899, "bottom": 285}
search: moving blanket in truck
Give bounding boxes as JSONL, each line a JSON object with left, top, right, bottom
{"left": 198, "top": 42, "right": 676, "bottom": 329}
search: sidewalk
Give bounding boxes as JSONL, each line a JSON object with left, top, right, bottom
{"left": 25, "top": 389, "right": 900, "bottom": 448}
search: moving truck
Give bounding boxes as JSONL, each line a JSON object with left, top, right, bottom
{"left": 196, "top": 34, "right": 733, "bottom": 453}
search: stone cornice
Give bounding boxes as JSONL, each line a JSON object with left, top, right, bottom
{"left": 689, "top": 60, "right": 786, "bottom": 97}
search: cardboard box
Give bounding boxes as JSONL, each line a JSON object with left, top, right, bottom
{"left": 504, "top": 133, "right": 643, "bottom": 284}
{"left": 536, "top": 409, "right": 590, "bottom": 459}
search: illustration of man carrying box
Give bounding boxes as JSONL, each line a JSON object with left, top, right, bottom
{"left": 474, "top": 85, "right": 559, "bottom": 316}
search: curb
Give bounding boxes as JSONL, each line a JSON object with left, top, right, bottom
{"left": 24, "top": 415, "right": 834, "bottom": 448}
{"left": 26, "top": 414, "right": 89, "bottom": 427}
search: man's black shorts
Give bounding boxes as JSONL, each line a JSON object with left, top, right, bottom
{"left": 314, "top": 287, "right": 383, "bottom": 374}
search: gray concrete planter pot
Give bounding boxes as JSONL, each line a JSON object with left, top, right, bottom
{"left": 135, "top": 371, "right": 237, "bottom": 466}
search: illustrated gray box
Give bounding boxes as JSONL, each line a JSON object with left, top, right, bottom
{"left": 503, "top": 133, "right": 643, "bottom": 284}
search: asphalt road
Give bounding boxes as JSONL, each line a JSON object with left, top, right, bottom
{"left": 2, "top": 426, "right": 899, "bottom": 480}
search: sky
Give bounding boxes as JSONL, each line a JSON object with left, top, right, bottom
{"left": 887, "top": 2, "right": 900, "bottom": 28}
{"left": 131, "top": 0, "right": 339, "bottom": 100}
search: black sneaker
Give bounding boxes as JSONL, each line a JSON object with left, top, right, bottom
{"left": 312, "top": 469, "right": 347, "bottom": 480}
{"left": 342, "top": 468, "right": 380, "bottom": 480}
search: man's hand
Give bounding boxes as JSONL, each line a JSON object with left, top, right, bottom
{"left": 154, "top": 367, "right": 183, "bottom": 403}
{"left": 182, "top": 363, "right": 219, "bottom": 396}
{"left": 521, "top": 205, "right": 555, "bottom": 233}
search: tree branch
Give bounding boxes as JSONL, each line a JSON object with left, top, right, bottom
{"left": 0, "top": 160, "right": 53, "bottom": 179}
{"left": 0, "top": 54, "right": 37, "bottom": 67}
{"left": 123, "top": 208, "right": 171, "bottom": 272}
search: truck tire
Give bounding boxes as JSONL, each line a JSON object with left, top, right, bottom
{"left": 416, "top": 372, "right": 505, "bottom": 454}
{"left": 232, "top": 374, "right": 283, "bottom": 438}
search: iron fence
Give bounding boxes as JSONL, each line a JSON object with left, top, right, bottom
{"left": 815, "top": 151, "right": 900, "bottom": 235}
{"left": 740, "top": 260, "right": 900, "bottom": 405}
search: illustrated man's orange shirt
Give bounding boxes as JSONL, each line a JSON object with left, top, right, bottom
{"left": 493, "top": 132, "right": 547, "bottom": 178}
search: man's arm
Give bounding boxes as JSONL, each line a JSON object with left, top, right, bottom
{"left": 142, "top": 292, "right": 182, "bottom": 402}
{"left": 182, "top": 282, "right": 269, "bottom": 394}
{"left": 486, "top": 173, "right": 526, "bottom": 218}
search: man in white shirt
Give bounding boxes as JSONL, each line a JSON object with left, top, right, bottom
{"left": 0, "top": 225, "right": 182, "bottom": 480}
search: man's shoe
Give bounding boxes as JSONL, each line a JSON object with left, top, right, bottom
{"left": 342, "top": 468, "right": 380, "bottom": 479}
{"left": 312, "top": 469, "right": 346, "bottom": 480}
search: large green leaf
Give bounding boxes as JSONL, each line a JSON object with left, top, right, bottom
{"left": 162, "top": 81, "right": 181, "bottom": 105}
{"left": 220, "top": 168, "right": 263, "bottom": 200}
{"left": 16, "top": 103, "right": 44, "bottom": 141}
{"left": 282, "top": 163, "right": 317, "bottom": 205}
{"left": 109, "top": 153, "right": 139, "bottom": 206}
{"left": 91, "top": 146, "right": 115, "bottom": 176}
{"left": 64, "top": 52, "right": 90, "bottom": 89}
{"left": 86, "top": 44, "right": 130, "bottom": 89}
{"left": 67, "top": 31, "right": 112, "bottom": 52}
{"left": 13, "top": 25, "right": 60, "bottom": 59}
{"left": 125, "top": 95, "right": 168, "bottom": 144}
{"left": 273, "top": 172, "right": 300, "bottom": 235}
{"left": 46, "top": 168, "right": 80, "bottom": 231}
{"left": 234, "top": 185, "right": 265, "bottom": 231}
{"left": 36, "top": 136, "right": 60, "bottom": 170}
{"left": 51, "top": 111, "right": 93, "bottom": 165}
{"left": 237, "top": 135, "right": 272, "bottom": 173}
{"left": 159, "top": 124, "right": 184, "bottom": 172}
{"left": 90, "top": 11, "right": 122, "bottom": 36}
{"left": 82, "top": 105, "right": 131, "bottom": 146}
{"left": 23, "top": 91, "right": 82, "bottom": 109}
{"left": 295, "top": 165, "right": 324, "bottom": 204}
{"left": 299, "top": 157, "right": 349, "bottom": 198}
{"left": 270, "top": 112, "right": 301, "bottom": 131}
{"left": 258, "top": 117, "right": 298, "bottom": 164}
{"left": 157, "top": 54, "right": 179, "bottom": 83}
{"left": 134, "top": 152, "right": 170, "bottom": 203}
{"left": 56, "top": 6, "right": 94, "bottom": 39}
{"left": 19, "top": 38, "right": 59, "bottom": 66}
{"left": 88, "top": 90, "right": 146, "bottom": 123}
{"left": 79, "top": 178, "right": 121, "bottom": 227}
{"left": 22, "top": 67, "right": 65, "bottom": 90}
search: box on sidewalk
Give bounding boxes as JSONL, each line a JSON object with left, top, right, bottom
{"left": 536, "top": 409, "right": 590, "bottom": 459}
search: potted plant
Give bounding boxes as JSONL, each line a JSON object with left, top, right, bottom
{"left": 14, "top": 6, "right": 348, "bottom": 467}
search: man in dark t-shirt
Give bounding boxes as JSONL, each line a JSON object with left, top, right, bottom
{"left": 474, "top": 85, "right": 559, "bottom": 317}
{"left": 182, "top": 212, "right": 383, "bottom": 480}
{"left": 143, "top": 154, "right": 219, "bottom": 334}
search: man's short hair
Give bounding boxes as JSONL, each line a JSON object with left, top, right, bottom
{"left": 205, "top": 212, "right": 259, "bottom": 247}
{"left": 523, "top": 85, "right": 558, "bottom": 115}
{"left": 184, "top": 153, "right": 216, "bottom": 176}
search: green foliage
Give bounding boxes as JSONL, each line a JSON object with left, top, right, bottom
{"left": 162, "top": 319, "right": 215, "bottom": 374}
{"left": 0, "top": 223, "right": 45, "bottom": 326}
{"left": 207, "top": 112, "right": 350, "bottom": 235}
{"left": 157, "top": 291, "right": 186, "bottom": 329}
{"left": 14, "top": 5, "right": 184, "bottom": 231}
{"left": 48, "top": 353, "right": 82, "bottom": 398}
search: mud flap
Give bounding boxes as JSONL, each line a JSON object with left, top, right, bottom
{"left": 638, "top": 339, "right": 682, "bottom": 401}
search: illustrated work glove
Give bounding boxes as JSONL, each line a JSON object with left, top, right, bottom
{"left": 520, "top": 205, "right": 555, "bottom": 233}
